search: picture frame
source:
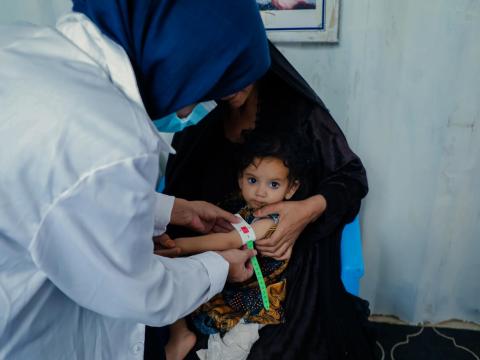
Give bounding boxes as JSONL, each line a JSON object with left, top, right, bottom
{"left": 257, "top": 0, "right": 339, "bottom": 43}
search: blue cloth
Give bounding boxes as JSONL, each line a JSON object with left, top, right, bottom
{"left": 72, "top": 0, "right": 270, "bottom": 119}
{"left": 340, "top": 216, "right": 365, "bottom": 295}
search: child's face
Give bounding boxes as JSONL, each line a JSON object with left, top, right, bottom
{"left": 238, "top": 157, "right": 299, "bottom": 209}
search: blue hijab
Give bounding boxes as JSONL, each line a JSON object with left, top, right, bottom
{"left": 72, "top": 0, "right": 270, "bottom": 119}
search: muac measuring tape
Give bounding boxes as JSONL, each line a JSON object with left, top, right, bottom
{"left": 231, "top": 214, "right": 270, "bottom": 311}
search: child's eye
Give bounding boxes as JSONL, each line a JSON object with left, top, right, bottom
{"left": 269, "top": 181, "right": 280, "bottom": 189}
{"left": 247, "top": 177, "right": 257, "bottom": 184}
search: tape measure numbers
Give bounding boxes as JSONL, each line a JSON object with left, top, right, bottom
{"left": 247, "top": 240, "right": 270, "bottom": 311}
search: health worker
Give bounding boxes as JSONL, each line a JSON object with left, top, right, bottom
{"left": 0, "top": 1, "right": 270, "bottom": 359}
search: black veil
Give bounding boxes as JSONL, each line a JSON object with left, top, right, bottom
{"left": 267, "top": 41, "right": 326, "bottom": 108}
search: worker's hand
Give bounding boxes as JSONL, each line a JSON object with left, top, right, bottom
{"left": 153, "top": 233, "right": 181, "bottom": 258}
{"left": 254, "top": 195, "right": 327, "bottom": 260}
{"left": 170, "top": 198, "right": 238, "bottom": 234}
{"left": 217, "top": 248, "right": 256, "bottom": 283}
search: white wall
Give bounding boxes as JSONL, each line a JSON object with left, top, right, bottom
{"left": 1, "top": 0, "right": 479, "bottom": 324}
{"left": 0, "top": 0, "right": 70, "bottom": 25}
{"left": 277, "top": 0, "right": 480, "bottom": 324}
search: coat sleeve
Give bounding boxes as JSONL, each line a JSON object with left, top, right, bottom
{"left": 153, "top": 192, "right": 175, "bottom": 236}
{"left": 306, "top": 106, "right": 368, "bottom": 237}
{"left": 28, "top": 153, "right": 228, "bottom": 326}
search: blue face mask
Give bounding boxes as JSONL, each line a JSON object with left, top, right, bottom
{"left": 153, "top": 101, "right": 217, "bottom": 133}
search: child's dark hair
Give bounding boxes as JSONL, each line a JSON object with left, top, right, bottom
{"left": 238, "top": 128, "right": 312, "bottom": 186}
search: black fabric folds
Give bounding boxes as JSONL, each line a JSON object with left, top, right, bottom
{"left": 163, "top": 42, "right": 376, "bottom": 359}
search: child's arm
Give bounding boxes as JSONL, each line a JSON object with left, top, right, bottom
{"left": 174, "top": 218, "right": 275, "bottom": 255}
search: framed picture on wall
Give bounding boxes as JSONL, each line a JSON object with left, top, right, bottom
{"left": 257, "top": 0, "right": 339, "bottom": 42}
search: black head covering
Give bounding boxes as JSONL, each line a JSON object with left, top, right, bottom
{"left": 267, "top": 41, "right": 327, "bottom": 110}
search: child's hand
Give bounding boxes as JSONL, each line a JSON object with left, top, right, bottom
{"left": 153, "top": 233, "right": 181, "bottom": 258}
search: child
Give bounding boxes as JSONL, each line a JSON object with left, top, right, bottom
{"left": 164, "top": 131, "right": 309, "bottom": 360}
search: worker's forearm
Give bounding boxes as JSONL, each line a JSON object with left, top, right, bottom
{"left": 174, "top": 218, "right": 276, "bottom": 255}
{"left": 175, "top": 231, "right": 242, "bottom": 255}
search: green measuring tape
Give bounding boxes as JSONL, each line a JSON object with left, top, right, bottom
{"left": 232, "top": 213, "right": 270, "bottom": 311}
{"left": 246, "top": 240, "right": 270, "bottom": 311}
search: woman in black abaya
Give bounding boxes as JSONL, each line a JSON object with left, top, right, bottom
{"left": 163, "top": 43, "right": 376, "bottom": 360}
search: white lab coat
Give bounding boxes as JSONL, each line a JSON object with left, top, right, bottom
{"left": 0, "top": 12, "right": 228, "bottom": 359}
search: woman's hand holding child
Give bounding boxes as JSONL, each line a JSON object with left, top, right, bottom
{"left": 254, "top": 195, "right": 327, "bottom": 260}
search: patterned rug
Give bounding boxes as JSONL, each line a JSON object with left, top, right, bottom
{"left": 373, "top": 322, "right": 480, "bottom": 360}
